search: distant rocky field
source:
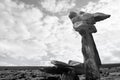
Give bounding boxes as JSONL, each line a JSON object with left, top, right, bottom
{"left": 0, "top": 67, "right": 120, "bottom": 80}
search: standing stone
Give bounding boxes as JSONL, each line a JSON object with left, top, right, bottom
{"left": 69, "top": 11, "right": 110, "bottom": 80}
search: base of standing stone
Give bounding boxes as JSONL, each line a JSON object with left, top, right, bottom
{"left": 85, "top": 59, "right": 100, "bottom": 80}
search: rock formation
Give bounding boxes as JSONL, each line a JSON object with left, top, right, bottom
{"left": 69, "top": 11, "right": 110, "bottom": 80}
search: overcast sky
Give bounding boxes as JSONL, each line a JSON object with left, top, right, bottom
{"left": 0, "top": 0, "right": 120, "bottom": 66}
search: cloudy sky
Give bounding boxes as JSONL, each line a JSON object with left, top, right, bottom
{"left": 0, "top": 0, "right": 120, "bottom": 66}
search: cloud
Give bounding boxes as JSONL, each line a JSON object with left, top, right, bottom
{"left": 1, "top": 0, "right": 120, "bottom": 66}
{"left": 0, "top": 0, "right": 44, "bottom": 40}
{"left": 40, "top": 0, "right": 75, "bottom": 13}
{"left": 0, "top": 0, "right": 83, "bottom": 66}
{"left": 0, "top": 0, "right": 48, "bottom": 65}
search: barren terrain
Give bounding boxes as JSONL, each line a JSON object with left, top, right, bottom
{"left": 0, "top": 66, "right": 120, "bottom": 80}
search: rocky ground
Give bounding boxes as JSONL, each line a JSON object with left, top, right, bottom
{"left": 0, "top": 67, "right": 120, "bottom": 80}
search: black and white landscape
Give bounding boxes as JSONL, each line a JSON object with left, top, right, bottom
{"left": 0, "top": 0, "right": 120, "bottom": 80}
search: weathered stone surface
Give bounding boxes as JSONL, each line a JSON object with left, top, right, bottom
{"left": 68, "top": 60, "right": 82, "bottom": 66}
{"left": 51, "top": 60, "right": 71, "bottom": 68}
{"left": 69, "top": 11, "right": 110, "bottom": 80}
